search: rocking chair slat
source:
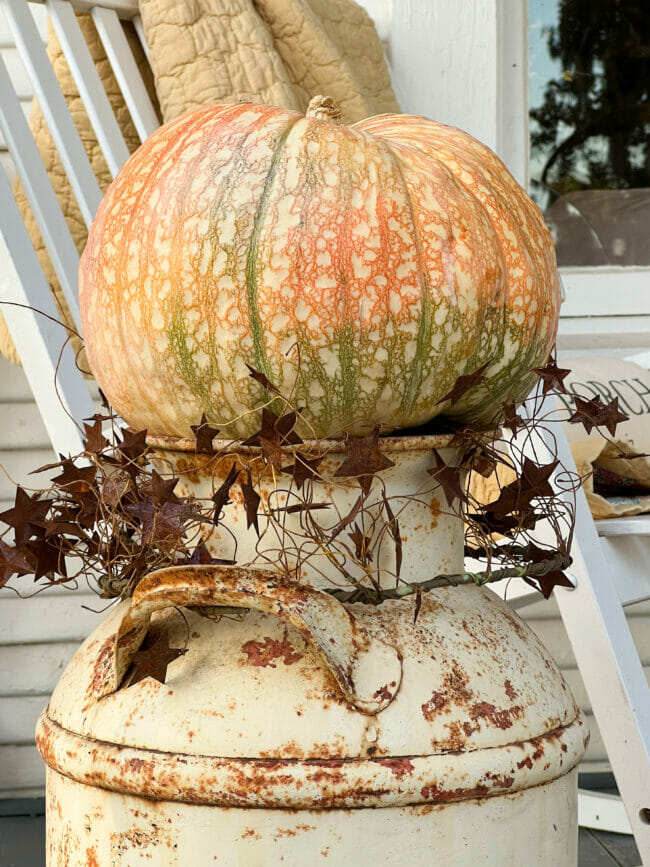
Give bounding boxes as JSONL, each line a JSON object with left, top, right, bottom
{"left": 90, "top": 5, "right": 158, "bottom": 143}
{"left": 520, "top": 399, "right": 650, "bottom": 857}
{"left": 0, "top": 164, "right": 94, "bottom": 455}
{"left": 47, "top": 0, "right": 130, "bottom": 177}
{"left": 598, "top": 535, "right": 650, "bottom": 607}
{"left": 0, "top": 53, "right": 81, "bottom": 330}
{"left": 132, "top": 14, "right": 149, "bottom": 63}
{"left": 1, "top": 0, "right": 102, "bottom": 226}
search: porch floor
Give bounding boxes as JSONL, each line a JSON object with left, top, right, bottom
{"left": 0, "top": 795, "right": 642, "bottom": 865}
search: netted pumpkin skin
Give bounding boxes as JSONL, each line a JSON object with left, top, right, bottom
{"left": 80, "top": 102, "right": 560, "bottom": 439}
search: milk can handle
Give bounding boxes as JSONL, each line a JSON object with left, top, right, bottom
{"left": 93, "top": 564, "right": 402, "bottom": 715}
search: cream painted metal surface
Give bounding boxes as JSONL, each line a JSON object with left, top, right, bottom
{"left": 38, "top": 438, "right": 588, "bottom": 864}
{"left": 147, "top": 433, "right": 464, "bottom": 591}
{"left": 46, "top": 770, "right": 579, "bottom": 866}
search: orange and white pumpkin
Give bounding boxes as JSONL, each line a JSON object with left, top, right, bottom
{"left": 80, "top": 97, "right": 560, "bottom": 439}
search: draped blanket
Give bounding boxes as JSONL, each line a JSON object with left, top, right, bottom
{"left": 1, "top": 0, "right": 398, "bottom": 363}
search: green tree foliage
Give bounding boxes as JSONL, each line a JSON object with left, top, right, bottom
{"left": 531, "top": 0, "right": 650, "bottom": 208}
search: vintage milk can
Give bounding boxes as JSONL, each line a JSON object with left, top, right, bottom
{"left": 37, "top": 434, "right": 588, "bottom": 865}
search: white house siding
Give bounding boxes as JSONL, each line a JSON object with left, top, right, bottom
{"left": 513, "top": 594, "right": 650, "bottom": 773}
{"left": 0, "top": 357, "right": 102, "bottom": 797}
{"left": 0, "top": 0, "right": 647, "bottom": 798}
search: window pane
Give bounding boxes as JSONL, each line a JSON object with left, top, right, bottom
{"left": 529, "top": 0, "right": 650, "bottom": 266}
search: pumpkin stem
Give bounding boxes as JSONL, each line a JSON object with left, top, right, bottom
{"left": 306, "top": 95, "right": 343, "bottom": 124}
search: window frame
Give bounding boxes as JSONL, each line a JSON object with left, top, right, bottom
{"left": 385, "top": 0, "right": 650, "bottom": 352}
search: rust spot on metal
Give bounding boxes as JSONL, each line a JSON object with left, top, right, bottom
{"left": 485, "top": 772, "right": 515, "bottom": 788}
{"left": 274, "top": 824, "right": 315, "bottom": 840}
{"left": 469, "top": 701, "right": 523, "bottom": 730}
{"left": 421, "top": 783, "right": 489, "bottom": 802}
{"left": 377, "top": 758, "right": 415, "bottom": 777}
{"left": 373, "top": 684, "right": 394, "bottom": 701}
{"left": 431, "top": 720, "right": 467, "bottom": 753}
{"left": 422, "top": 659, "right": 474, "bottom": 723}
{"left": 110, "top": 826, "right": 168, "bottom": 854}
{"left": 241, "top": 828, "right": 262, "bottom": 840}
{"left": 445, "top": 660, "right": 473, "bottom": 701}
{"left": 85, "top": 848, "right": 99, "bottom": 867}
{"left": 429, "top": 496, "right": 441, "bottom": 528}
{"left": 517, "top": 756, "right": 533, "bottom": 770}
{"left": 240, "top": 629, "right": 303, "bottom": 667}
{"left": 504, "top": 679, "right": 518, "bottom": 700}
{"left": 88, "top": 635, "right": 115, "bottom": 700}
{"left": 422, "top": 691, "right": 447, "bottom": 719}
{"left": 500, "top": 608, "right": 529, "bottom": 643}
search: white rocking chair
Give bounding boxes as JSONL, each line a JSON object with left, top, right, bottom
{"left": 496, "top": 384, "right": 650, "bottom": 860}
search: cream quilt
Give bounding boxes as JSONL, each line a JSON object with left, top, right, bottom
{"left": 1, "top": 0, "right": 398, "bottom": 364}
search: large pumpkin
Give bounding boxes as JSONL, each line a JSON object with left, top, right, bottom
{"left": 80, "top": 97, "right": 560, "bottom": 439}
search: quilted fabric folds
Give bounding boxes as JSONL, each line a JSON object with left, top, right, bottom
{"left": 1, "top": 0, "right": 398, "bottom": 364}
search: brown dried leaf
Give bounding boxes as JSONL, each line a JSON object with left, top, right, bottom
{"left": 190, "top": 414, "right": 220, "bottom": 454}
{"left": 51, "top": 459, "right": 97, "bottom": 494}
{"left": 568, "top": 395, "right": 629, "bottom": 437}
{"left": 271, "top": 503, "right": 330, "bottom": 516}
{"left": 259, "top": 437, "right": 285, "bottom": 472}
{"left": 287, "top": 453, "right": 323, "bottom": 490}
{"left": 149, "top": 470, "right": 180, "bottom": 505}
{"left": 118, "top": 428, "right": 149, "bottom": 461}
{"left": 126, "top": 500, "right": 190, "bottom": 543}
{"left": 436, "top": 362, "right": 490, "bottom": 406}
{"left": 413, "top": 586, "right": 422, "bottom": 625}
{"left": 246, "top": 364, "right": 282, "bottom": 396}
{"left": 427, "top": 450, "right": 465, "bottom": 508}
{"left": 348, "top": 523, "right": 372, "bottom": 566}
{"left": 334, "top": 429, "right": 395, "bottom": 495}
{"left": 83, "top": 419, "right": 110, "bottom": 456}
{"left": 0, "top": 487, "right": 51, "bottom": 544}
{"left": 502, "top": 403, "right": 526, "bottom": 435}
{"left": 329, "top": 494, "right": 364, "bottom": 538}
{"left": 382, "top": 494, "right": 402, "bottom": 580}
{"left": 26, "top": 538, "right": 67, "bottom": 580}
{"left": 123, "top": 627, "right": 187, "bottom": 687}
{"left": 0, "top": 540, "right": 35, "bottom": 587}
{"left": 212, "top": 464, "right": 239, "bottom": 525}
{"left": 241, "top": 469, "right": 261, "bottom": 535}
{"left": 523, "top": 570, "right": 574, "bottom": 599}
{"left": 533, "top": 357, "right": 571, "bottom": 395}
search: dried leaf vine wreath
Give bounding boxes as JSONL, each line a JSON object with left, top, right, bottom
{"left": 0, "top": 353, "right": 631, "bottom": 606}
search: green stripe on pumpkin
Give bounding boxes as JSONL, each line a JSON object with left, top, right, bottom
{"left": 338, "top": 322, "right": 358, "bottom": 422}
{"left": 245, "top": 119, "right": 300, "bottom": 381}
{"left": 392, "top": 160, "right": 432, "bottom": 419}
{"left": 167, "top": 309, "right": 215, "bottom": 412}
